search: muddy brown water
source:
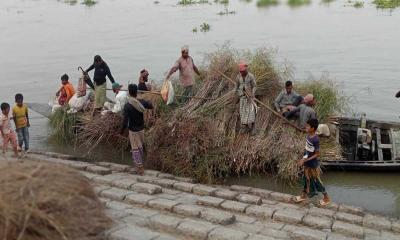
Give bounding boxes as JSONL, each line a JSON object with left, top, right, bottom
{"left": 1, "top": 0, "right": 400, "bottom": 217}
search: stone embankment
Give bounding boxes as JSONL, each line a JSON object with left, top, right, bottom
{"left": 19, "top": 152, "right": 400, "bottom": 240}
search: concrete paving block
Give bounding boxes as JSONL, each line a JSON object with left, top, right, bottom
{"left": 109, "top": 163, "right": 131, "bottom": 172}
{"left": 326, "top": 202, "right": 340, "bottom": 211}
{"left": 148, "top": 198, "right": 180, "bottom": 211}
{"left": 193, "top": 184, "right": 218, "bottom": 196}
{"left": 173, "top": 204, "right": 202, "bottom": 217}
{"left": 153, "top": 178, "right": 178, "bottom": 188}
{"left": 131, "top": 183, "right": 162, "bottom": 195}
{"left": 124, "top": 193, "right": 157, "bottom": 206}
{"left": 79, "top": 171, "right": 99, "bottom": 180}
{"left": 245, "top": 205, "right": 275, "bottom": 219}
{"left": 261, "top": 199, "right": 278, "bottom": 205}
{"left": 197, "top": 196, "right": 225, "bottom": 207}
{"left": 327, "top": 233, "right": 359, "bottom": 240}
{"left": 338, "top": 204, "right": 364, "bottom": 216}
{"left": 121, "top": 215, "right": 150, "bottom": 227}
{"left": 283, "top": 224, "right": 327, "bottom": 240}
{"left": 236, "top": 194, "right": 262, "bottom": 205}
{"left": 173, "top": 182, "right": 195, "bottom": 192}
{"left": 93, "top": 174, "right": 128, "bottom": 185}
{"left": 221, "top": 200, "right": 249, "bottom": 213}
{"left": 269, "top": 192, "right": 293, "bottom": 203}
{"left": 149, "top": 214, "right": 183, "bottom": 232}
{"left": 303, "top": 214, "right": 333, "bottom": 230}
{"left": 101, "top": 188, "right": 133, "bottom": 201}
{"left": 234, "top": 214, "right": 257, "bottom": 224}
{"left": 106, "top": 200, "right": 133, "bottom": 211}
{"left": 175, "top": 192, "right": 200, "bottom": 205}
{"left": 154, "top": 235, "right": 180, "bottom": 240}
{"left": 273, "top": 209, "right": 305, "bottom": 224}
{"left": 93, "top": 185, "right": 111, "bottom": 195}
{"left": 380, "top": 230, "right": 400, "bottom": 240}
{"left": 125, "top": 206, "right": 159, "bottom": 218}
{"left": 332, "top": 220, "right": 364, "bottom": 238}
{"left": 215, "top": 189, "right": 239, "bottom": 200}
{"left": 156, "top": 193, "right": 179, "bottom": 200}
{"left": 308, "top": 207, "right": 336, "bottom": 218}
{"left": 230, "top": 185, "right": 251, "bottom": 193}
{"left": 86, "top": 165, "right": 112, "bottom": 175}
{"left": 97, "top": 161, "right": 112, "bottom": 167}
{"left": 259, "top": 227, "right": 289, "bottom": 239}
{"left": 109, "top": 224, "right": 159, "bottom": 240}
{"left": 262, "top": 220, "right": 285, "bottom": 230}
{"left": 232, "top": 222, "right": 264, "bottom": 234}
{"left": 392, "top": 220, "right": 400, "bottom": 232}
{"left": 105, "top": 209, "right": 131, "bottom": 220}
{"left": 67, "top": 161, "right": 91, "bottom": 170}
{"left": 334, "top": 212, "right": 363, "bottom": 225}
{"left": 250, "top": 188, "right": 272, "bottom": 199}
{"left": 363, "top": 227, "right": 380, "bottom": 237}
{"left": 200, "top": 208, "right": 236, "bottom": 225}
{"left": 208, "top": 227, "right": 249, "bottom": 240}
{"left": 247, "top": 234, "right": 275, "bottom": 240}
{"left": 162, "top": 188, "right": 181, "bottom": 195}
{"left": 136, "top": 175, "right": 158, "bottom": 184}
{"left": 158, "top": 173, "right": 175, "bottom": 179}
{"left": 112, "top": 177, "right": 138, "bottom": 189}
{"left": 144, "top": 169, "right": 161, "bottom": 177}
{"left": 363, "top": 214, "right": 392, "bottom": 230}
{"left": 177, "top": 219, "right": 216, "bottom": 239}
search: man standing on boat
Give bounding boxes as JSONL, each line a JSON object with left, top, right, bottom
{"left": 138, "top": 69, "right": 151, "bottom": 92}
{"left": 84, "top": 55, "right": 116, "bottom": 110}
{"left": 274, "top": 81, "right": 302, "bottom": 114}
{"left": 166, "top": 45, "right": 201, "bottom": 102}
{"left": 236, "top": 62, "right": 257, "bottom": 135}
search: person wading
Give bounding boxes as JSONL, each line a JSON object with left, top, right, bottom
{"left": 236, "top": 62, "right": 257, "bottom": 135}
{"left": 166, "top": 45, "right": 200, "bottom": 102}
{"left": 84, "top": 55, "right": 115, "bottom": 110}
{"left": 121, "top": 84, "right": 153, "bottom": 175}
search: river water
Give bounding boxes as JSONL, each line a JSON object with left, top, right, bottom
{"left": 1, "top": 0, "right": 400, "bottom": 216}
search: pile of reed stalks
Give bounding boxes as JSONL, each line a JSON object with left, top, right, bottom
{"left": 0, "top": 161, "right": 111, "bottom": 240}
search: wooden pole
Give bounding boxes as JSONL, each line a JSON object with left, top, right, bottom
{"left": 106, "top": 89, "right": 216, "bottom": 101}
{"left": 216, "top": 70, "right": 304, "bottom": 132}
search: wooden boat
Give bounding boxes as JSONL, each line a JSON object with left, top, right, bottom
{"left": 322, "top": 117, "right": 400, "bottom": 171}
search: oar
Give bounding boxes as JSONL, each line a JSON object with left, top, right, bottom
{"left": 217, "top": 70, "right": 304, "bottom": 132}
{"left": 106, "top": 88, "right": 216, "bottom": 101}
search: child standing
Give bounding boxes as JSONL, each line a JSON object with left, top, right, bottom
{"left": 13, "top": 94, "right": 30, "bottom": 153}
{"left": 56, "top": 74, "right": 75, "bottom": 106}
{"left": 0, "top": 103, "right": 19, "bottom": 157}
{"left": 294, "top": 118, "right": 331, "bottom": 206}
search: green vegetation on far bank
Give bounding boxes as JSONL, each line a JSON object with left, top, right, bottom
{"left": 373, "top": 0, "right": 400, "bottom": 8}
{"left": 353, "top": 0, "right": 364, "bottom": 7}
{"left": 257, "top": 0, "right": 280, "bottom": 7}
{"left": 287, "top": 0, "right": 311, "bottom": 7}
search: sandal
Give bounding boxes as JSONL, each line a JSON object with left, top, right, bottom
{"left": 319, "top": 196, "right": 331, "bottom": 207}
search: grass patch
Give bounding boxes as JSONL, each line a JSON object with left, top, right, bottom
{"left": 217, "top": 8, "right": 236, "bottom": 15}
{"left": 214, "top": 0, "right": 230, "bottom": 4}
{"left": 287, "top": 0, "right": 311, "bottom": 7}
{"left": 82, "top": 0, "right": 97, "bottom": 6}
{"left": 200, "top": 22, "right": 211, "bottom": 32}
{"left": 257, "top": 0, "right": 279, "bottom": 7}
{"left": 178, "top": 0, "right": 210, "bottom": 5}
{"left": 353, "top": 0, "right": 364, "bottom": 7}
{"left": 48, "top": 109, "right": 77, "bottom": 143}
{"left": 64, "top": 0, "right": 78, "bottom": 5}
{"left": 373, "top": 0, "right": 400, "bottom": 8}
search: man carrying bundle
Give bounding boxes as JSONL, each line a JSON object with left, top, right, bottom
{"left": 84, "top": 55, "right": 115, "bottom": 110}
{"left": 236, "top": 62, "right": 257, "bottom": 135}
{"left": 138, "top": 69, "right": 152, "bottom": 91}
{"left": 166, "top": 45, "right": 200, "bottom": 102}
{"left": 121, "top": 84, "right": 153, "bottom": 175}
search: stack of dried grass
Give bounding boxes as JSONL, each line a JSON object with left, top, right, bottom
{"left": 0, "top": 161, "right": 111, "bottom": 240}
{"left": 146, "top": 46, "right": 306, "bottom": 183}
